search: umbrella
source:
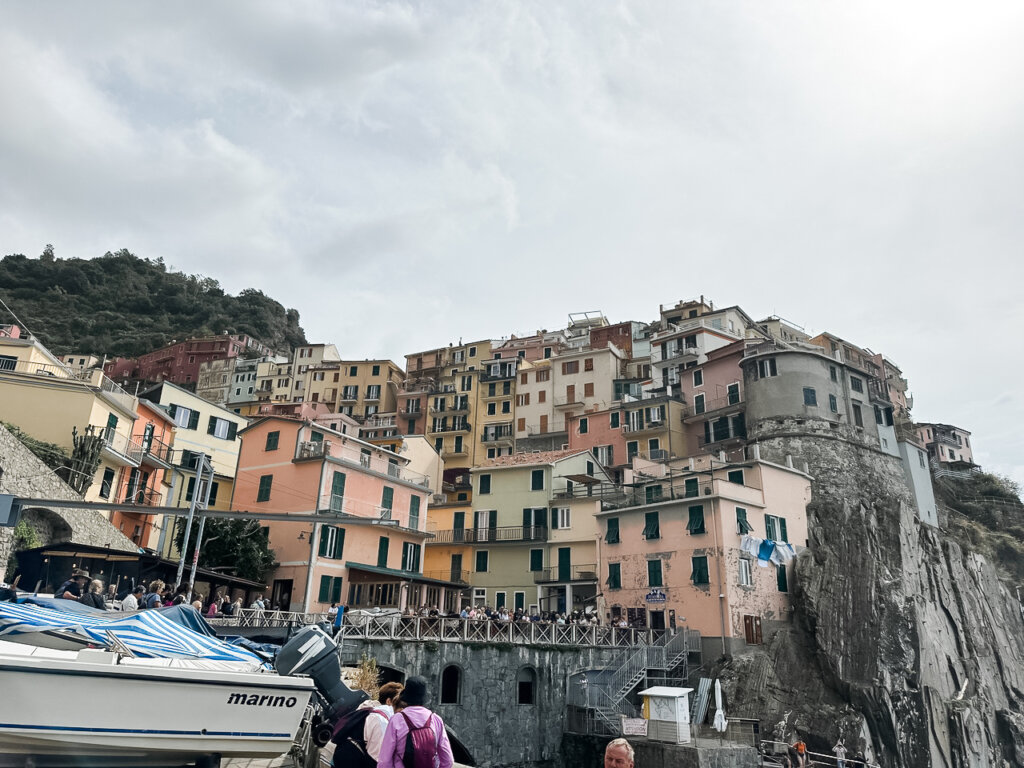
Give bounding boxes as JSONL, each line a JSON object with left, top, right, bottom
{"left": 712, "top": 679, "right": 728, "bottom": 732}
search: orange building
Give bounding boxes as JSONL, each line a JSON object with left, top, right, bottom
{"left": 233, "top": 417, "right": 462, "bottom": 612}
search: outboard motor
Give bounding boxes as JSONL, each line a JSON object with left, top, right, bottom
{"left": 275, "top": 625, "right": 366, "bottom": 745}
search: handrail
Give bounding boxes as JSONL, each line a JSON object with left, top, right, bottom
{"left": 760, "top": 741, "right": 880, "bottom": 768}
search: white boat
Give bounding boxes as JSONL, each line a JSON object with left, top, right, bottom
{"left": 0, "top": 639, "right": 317, "bottom": 767}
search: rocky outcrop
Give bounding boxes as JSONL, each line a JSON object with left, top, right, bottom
{"left": 720, "top": 426, "right": 1024, "bottom": 767}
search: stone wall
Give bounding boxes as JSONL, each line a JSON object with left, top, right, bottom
{"left": 562, "top": 733, "right": 757, "bottom": 768}
{"left": 720, "top": 420, "right": 1024, "bottom": 767}
{"left": 0, "top": 423, "right": 137, "bottom": 572}
{"left": 342, "top": 637, "right": 624, "bottom": 768}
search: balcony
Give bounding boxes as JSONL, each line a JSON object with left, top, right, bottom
{"left": 698, "top": 425, "right": 747, "bottom": 449}
{"left": 422, "top": 569, "right": 471, "bottom": 585}
{"left": 622, "top": 419, "right": 666, "bottom": 434}
{"left": 683, "top": 393, "right": 744, "bottom": 423}
{"left": 118, "top": 487, "right": 163, "bottom": 506}
{"left": 480, "top": 387, "right": 511, "bottom": 401}
{"left": 426, "top": 525, "right": 549, "bottom": 545}
{"left": 402, "top": 406, "right": 423, "bottom": 416}
{"left": 296, "top": 439, "right": 331, "bottom": 460}
{"left": 99, "top": 426, "right": 143, "bottom": 467}
{"left": 533, "top": 564, "right": 598, "bottom": 584}
{"left": 431, "top": 421, "right": 471, "bottom": 433}
{"left": 480, "top": 368, "right": 516, "bottom": 382}
{"left": 553, "top": 394, "right": 585, "bottom": 409}
{"left": 934, "top": 432, "right": 962, "bottom": 448}
{"left": 482, "top": 425, "right": 515, "bottom": 444}
{"left": 364, "top": 392, "right": 382, "bottom": 402}
{"left": 364, "top": 417, "right": 396, "bottom": 429}
{"left": 339, "top": 392, "right": 359, "bottom": 403}
{"left": 140, "top": 435, "right": 174, "bottom": 468}
{"left": 661, "top": 344, "right": 699, "bottom": 362}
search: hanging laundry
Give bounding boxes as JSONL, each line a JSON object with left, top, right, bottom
{"left": 757, "top": 539, "right": 776, "bottom": 566}
{"left": 771, "top": 542, "right": 797, "bottom": 565}
{"left": 740, "top": 534, "right": 761, "bottom": 558}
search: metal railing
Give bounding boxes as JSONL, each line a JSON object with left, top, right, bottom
{"left": 689, "top": 393, "right": 743, "bottom": 418}
{"left": 533, "top": 564, "right": 597, "bottom": 583}
{"left": 431, "top": 422, "right": 471, "bottom": 433}
{"left": 99, "top": 425, "right": 144, "bottom": 464}
{"left": 141, "top": 434, "right": 174, "bottom": 465}
{"left": 208, "top": 609, "right": 331, "bottom": 628}
{"left": 422, "top": 569, "right": 471, "bottom": 584}
{"left": 760, "top": 741, "right": 879, "bottom": 768}
{"left": 339, "top": 615, "right": 685, "bottom": 648}
{"left": 119, "top": 487, "right": 163, "bottom": 506}
{"left": 427, "top": 525, "right": 549, "bottom": 545}
{"left": 698, "top": 427, "right": 747, "bottom": 448}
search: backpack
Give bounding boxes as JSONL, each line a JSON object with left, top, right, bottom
{"left": 143, "top": 593, "right": 160, "bottom": 609}
{"left": 330, "top": 708, "right": 387, "bottom": 768}
{"left": 401, "top": 711, "right": 437, "bottom": 768}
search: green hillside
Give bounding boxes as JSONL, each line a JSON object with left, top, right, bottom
{"left": 0, "top": 248, "right": 307, "bottom": 357}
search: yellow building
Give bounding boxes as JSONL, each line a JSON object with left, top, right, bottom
{"left": 253, "top": 357, "right": 295, "bottom": 405}
{"left": 0, "top": 333, "right": 142, "bottom": 505}
{"left": 138, "top": 381, "right": 249, "bottom": 557}
{"left": 304, "top": 359, "right": 404, "bottom": 420}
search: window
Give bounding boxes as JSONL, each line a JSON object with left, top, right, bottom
{"left": 257, "top": 475, "right": 273, "bottom": 502}
{"left": 538, "top": 390, "right": 546, "bottom": 403}
{"left": 501, "top": 400, "right": 511, "bottom": 413}
{"left": 579, "top": 417, "right": 588, "bottom": 435}
{"left": 517, "top": 394, "right": 530, "bottom": 406}
{"left": 318, "top": 575, "right": 344, "bottom": 604}
{"left": 693, "top": 393, "right": 705, "bottom": 415}
{"left": 561, "top": 360, "right": 579, "bottom": 375}
{"left": 765, "top": 514, "right": 789, "bottom": 542}
{"left": 691, "top": 555, "right": 710, "bottom": 585}
{"left": 319, "top": 526, "right": 345, "bottom": 560}
{"left": 555, "top": 508, "right": 571, "bottom": 529}
{"left": 919, "top": 450, "right": 926, "bottom": 469}
{"left": 487, "top": 402, "right": 496, "bottom": 416}
{"left": 479, "top": 474, "right": 491, "bottom": 494}
{"left": 643, "top": 511, "right": 660, "bottom": 540}
{"left": 605, "top": 517, "right": 620, "bottom": 543}
{"left": 584, "top": 358, "right": 594, "bottom": 372}
{"left": 329, "top": 471, "right": 346, "bottom": 512}
{"left": 0, "top": 355, "right": 17, "bottom": 371}
{"left": 852, "top": 403, "right": 864, "bottom": 428}
{"left": 409, "top": 495, "right": 421, "bottom": 530}
{"left": 366, "top": 385, "right": 381, "bottom": 400}
{"left": 531, "top": 469, "right": 544, "bottom": 491}
{"left": 829, "top": 365, "right": 837, "bottom": 382}
{"left": 380, "top": 487, "right": 394, "bottom": 517}
{"left": 207, "top": 416, "right": 238, "bottom": 440}
{"left": 583, "top": 382, "right": 594, "bottom": 397}
{"left": 168, "top": 404, "right": 199, "bottom": 430}
{"left": 606, "top": 562, "right": 622, "bottom": 589}
{"left": 686, "top": 505, "right": 706, "bottom": 534}
{"left": 727, "top": 469, "right": 744, "bottom": 485}
{"left": 610, "top": 412, "right": 620, "bottom": 428}
{"left": 529, "top": 549, "right": 544, "bottom": 571}
{"left": 371, "top": 364, "right": 380, "bottom": 376}
{"left": 434, "top": 437, "right": 443, "bottom": 453}
{"left": 647, "top": 559, "right": 663, "bottom": 587}
{"left": 627, "top": 441, "right": 639, "bottom": 460}
{"left": 850, "top": 376, "right": 864, "bottom": 393}
{"left": 829, "top": 394, "right": 838, "bottom": 413}
{"left": 461, "top": 375, "right": 472, "bottom": 391}
{"left": 475, "top": 551, "right": 489, "bottom": 572}
{"left": 349, "top": 366, "right": 357, "bottom": 376}
{"left": 645, "top": 485, "right": 663, "bottom": 504}
{"left": 777, "top": 564, "right": 789, "bottom": 593}
{"left": 99, "top": 467, "right": 115, "bottom": 499}
{"left": 441, "top": 666, "right": 461, "bottom": 704}
{"left": 736, "top": 507, "right": 752, "bottom": 534}
{"left": 756, "top": 358, "right": 778, "bottom": 378}
{"left": 693, "top": 369, "right": 703, "bottom": 387}
{"left": 536, "top": 369, "right": 550, "bottom": 382}
{"left": 401, "top": 542, "right": 422, "bottom": 571}
{"left": 738, "top": 558, "right": 753, "bottom": 586}
{"left": 803, "top": 387, "right": 817, "bottom": 407}
{"left": 377, "top": 536, "right": 389, "bottom": 567}
{"left": 517, "top": 667, "right": 536, "bottom": 705}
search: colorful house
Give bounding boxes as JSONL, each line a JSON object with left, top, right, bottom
{"left": 233, "top": 417, "right": 458, "bottom": 612}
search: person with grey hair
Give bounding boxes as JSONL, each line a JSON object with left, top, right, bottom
{"left": 604, "top": 738, "right": 634, "bottom": 768}
{"left": 79, "top": 579, "right": 107, "bottom": 610}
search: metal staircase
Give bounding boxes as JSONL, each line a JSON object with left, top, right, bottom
{"left": 591, "top": 630, "right": 701, "bottom": 733}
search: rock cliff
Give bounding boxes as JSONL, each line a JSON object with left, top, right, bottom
{"left": 719, "top": 430, "right": 1024, "bottom": 767}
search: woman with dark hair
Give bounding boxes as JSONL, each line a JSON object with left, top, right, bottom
{"left": 377, "top": 676, "right": 453, "bottom": 768}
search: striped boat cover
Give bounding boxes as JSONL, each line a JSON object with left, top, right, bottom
{"left": 0, "top": 601, "right": 262, "bottom": 663}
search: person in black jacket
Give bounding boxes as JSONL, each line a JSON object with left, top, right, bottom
{"left": 79, "top": 579, "right": 107, "bottom": 610}
{"left": 57, "top": 570, "right": 90, "bottom": 600}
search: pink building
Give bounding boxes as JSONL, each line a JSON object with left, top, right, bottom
{"left": 915, "top": 423, "right": 976, "bottom": 469}
{"left": 566, "top": 407, "right": 629, "bottom": 480}
{"left": 677, "top": 341, "right": 746, "bottom": 456}
{"left": 234, "top": 417, "right": 460, "bottom": 612}
{"left": 597, "top": 454, "right": 810, "bottom": 655}
{"left": 105, "top": 333, "right": 268, "bottom": 386}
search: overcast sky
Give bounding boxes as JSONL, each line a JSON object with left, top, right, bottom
{"left": 1, "top": 2, "right": 1022, "bottom": 486}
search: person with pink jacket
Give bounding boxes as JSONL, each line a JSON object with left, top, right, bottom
{"left": 377, "top": 676, "right": 454, "bottom": 768}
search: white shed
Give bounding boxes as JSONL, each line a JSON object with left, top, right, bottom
{"left": 638, "top": 686, "right": 693, "bottom": 744}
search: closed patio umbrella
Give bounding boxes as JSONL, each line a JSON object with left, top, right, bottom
{"left": 712, "top": 679, "right": 728, "bottom": 732}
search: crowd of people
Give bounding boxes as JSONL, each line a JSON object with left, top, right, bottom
{"left": 398, "top": 604, "right": 611, "bottom": 626}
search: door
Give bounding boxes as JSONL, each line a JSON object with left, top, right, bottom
{"left": 453, "top": 511, "right": 465, "bottom": 543}
{"left": 475, "top": 510, "right": 490, "bottom": 542}
{"left": 558, "top": 547, "right": 571, "bottom": 582}
{"left": 743, "top": 615, "right": 763, "bottom": 645}
{"left": 450, "top": 554, "right": 463, "bottom": 583}
{"left": 272, "top": 579, "right": 293, "bottom": 611}
{"left": 566, "top": 385, "right": 576, "bottom": 404}
{"left": 649, "top": 610, "right": 666, "bottom": 630}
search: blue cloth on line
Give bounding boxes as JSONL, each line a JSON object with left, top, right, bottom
{"left": 757, "top": 539, "right": 776, "bottom": 566}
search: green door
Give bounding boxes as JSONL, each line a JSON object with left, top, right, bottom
{"left": 453, "top": 511, "right": 465, "bottom": 543}
{"left": 377, "top": 537, "right": 389, "bottom": 568}
{"left": 450, "top": 554, "right": 463, "bottom": 582}
{"left": 558, "top": 547, "right": 571, "bottom": 582}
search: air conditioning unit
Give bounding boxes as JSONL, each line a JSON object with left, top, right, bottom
{"left": 432, "top": 493, "right": 447, "bottom": 504}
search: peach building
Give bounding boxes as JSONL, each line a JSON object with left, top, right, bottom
{"left": 596, "top": 452, "right": 810, "bottom": 656}
{"left": 233, "top": 417, "right": 461, "bottom": 612}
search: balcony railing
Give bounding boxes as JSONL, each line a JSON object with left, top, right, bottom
{"left": 698, "top": 426, "right": 747, "bottom": 449}
{"left": 141, "top": 435, "right": 174, "bottom": 466}
{"left": 622, "top": 419, "right": 666, "bottom": 433}
{"left": 296, "top": 439, "right": 331, "bottom": 459}
{"left": 554, "top": 395, "right": 585, "bottom": 408}
{"left": 99, "top": 426, "right": 144, "bottom": 465}
{"left": 431, "top": 422, "right": 471, "bottom": 433}
{"left": 934, "top": 432, "right": 962, "bottom": 448}
{"left": 533, "top": 563, "right": 598, "bottom": 584}
{"left": 427, "top": 525, "right": 549, "bottom": 545}
{"left": 661, "top": 344, "right": 699, "bottom": 362}
{"left": 422, "top": 569, "right": 471, "bottom": 585}
{"left": 686, "top": 393, "right": 744, "bottom": 420}
{"left": 118, "top": 487, "right": 163, "bottom": 506}
{"left": 480, "top": 369, "right": 516, "bottom": 382}
{"left": 482, "top": 426, "right": 515, "bottom": 443}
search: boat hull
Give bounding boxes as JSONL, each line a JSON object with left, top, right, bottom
{"left": 0, "top": 649, "right": 316, "bottom": 766}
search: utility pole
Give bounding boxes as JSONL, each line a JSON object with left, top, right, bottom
{"left": 174, "top": 452, "right": 210, "bottom": 593}
{"left": 186, "top": 455, "right": 215, "bottom": 603}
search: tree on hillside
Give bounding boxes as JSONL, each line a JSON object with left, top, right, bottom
{"left": 174, "top": 517, "right": 276, "bottom": 583}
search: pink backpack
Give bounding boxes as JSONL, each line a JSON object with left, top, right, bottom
{"left": 400, "top": 711, "right": 437, "bottom": 768}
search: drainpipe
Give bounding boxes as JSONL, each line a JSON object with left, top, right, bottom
{"left": 710, "top": 479, "right": 728, "bottom": 656}
{"left": 301, "top": 457, "right": 329, "bottom": 611}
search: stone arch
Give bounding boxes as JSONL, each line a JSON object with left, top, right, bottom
{"left": 516, "top": 665, "right": 537, "bottom": 705}
{"left": 20, "top": 507, "right": 73, "bottom": 546}
{"left": 440, "top": 663, "right": 463, "bottom": 705}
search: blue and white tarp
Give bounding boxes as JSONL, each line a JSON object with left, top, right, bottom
{"left": 0, "top": 601, "right": 262, "bottom": 663}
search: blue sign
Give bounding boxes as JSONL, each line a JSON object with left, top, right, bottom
{"left": 644, "top": 588, "right": 667, "bottom": 604}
